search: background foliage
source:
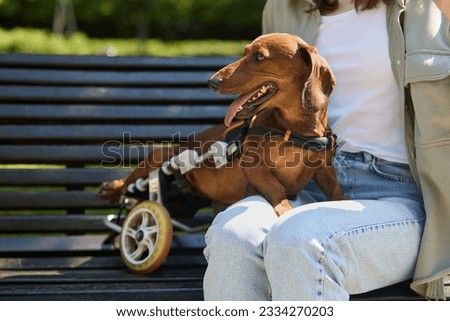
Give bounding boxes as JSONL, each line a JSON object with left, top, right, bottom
{"left": 0, "top": 27, "right": 248, "bottom": 56}
{"left": 0, "top": 0, "right": 266, "bottom": 40}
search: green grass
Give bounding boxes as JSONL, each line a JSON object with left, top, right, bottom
{"left": 0, "top": 164, "right": 64, "bottom": 169}
{"left": 0, "top": 27, "right": 248, "bottom": 56}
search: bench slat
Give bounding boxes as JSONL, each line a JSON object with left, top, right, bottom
{"left": 0, "top": 281, "right": 203, "bottom": 301}
{"left": 0, "top": 168, "right": 130, "bottom": 186}
{"left": 0, "top": 124, "right": 214, "bottom": 143}
{"left": 0, "top": 235, "right": 206, "bottom": 252}
{"left": 0, "top": 265, "right": 205, "bottom": 283}
{"left": 0, "top": 235, "right": 114, "bottom": 253}
{"left": 0, "top": 145, "right": 148, "bottom": 165}
{"left": 0, "top": 190, "right": 112, "bottom": 210}
{"left": 0, "top": 53, "right": 235, "bottom": 70}
{"left": 0, "top": 215, "right": 112, "bottom": 233}
{"left": 0, "top": 69, "right": 212, "bottom": 86}
{"left": 0, "top": 85, "right": 228, "bottom": 103}
{"left": 0, "top": 253, "right": 206, "bottom": 270}
{"left": 0, "top": 104, "right": 228, "bottom": 121}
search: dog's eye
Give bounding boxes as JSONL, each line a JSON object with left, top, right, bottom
{"left": 254, "top": 52, "right": 265, "bottom": 62}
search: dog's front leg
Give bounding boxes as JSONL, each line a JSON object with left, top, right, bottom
{"left": 240, "top": 139, "right": 294, "bottom": 216}
{"left": 241, "top": 165, "right": 292, "bottom": 217}
{"left": 244, "top": 180, "right": 292, "bottom": 216}
{"left": 245, "top": 171, "right": 292, "bottom": 216}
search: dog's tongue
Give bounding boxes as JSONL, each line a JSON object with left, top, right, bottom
{"left": 224, "top": 89, "right": 259, "bottom": 126}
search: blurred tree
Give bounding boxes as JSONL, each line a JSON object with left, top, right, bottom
{"left": 0, "top": 0, "right": 265, "bottom": 40}
{"left": 53, "top": 0, "right": 78, "bottom": 36}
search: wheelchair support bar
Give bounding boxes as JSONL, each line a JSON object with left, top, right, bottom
{"left": 128, "top": 141, "right": 229, "bottom": 195}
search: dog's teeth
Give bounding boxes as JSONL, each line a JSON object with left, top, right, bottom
{"left": 244, "top": 84, "right": 275, "bottom": 107}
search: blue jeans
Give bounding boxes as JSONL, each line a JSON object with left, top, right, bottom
{"left": 203, "top": 151, "right": 425, "bottom": 300}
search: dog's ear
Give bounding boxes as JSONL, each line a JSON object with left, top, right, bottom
{"left": 298, "top": 45, "right": 336, "bottom": 113}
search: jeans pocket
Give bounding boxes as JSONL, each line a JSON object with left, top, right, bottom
{"left": 371, "top": 159, "right": 415, "bottom": 183}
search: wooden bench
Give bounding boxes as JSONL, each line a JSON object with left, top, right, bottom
{"left": 0, "top": 53, "right": 235, "bottom": 300}
{"left": 0, "top": 53, "right": 429, "bottom": 300}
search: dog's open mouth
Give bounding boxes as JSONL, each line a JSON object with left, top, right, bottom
{"left": 224, "top": 82, "right": 277, "bottom": 126}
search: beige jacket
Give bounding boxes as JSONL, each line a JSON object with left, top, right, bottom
{"left": 262, "top": 0, "right": 450, "bottom": 300}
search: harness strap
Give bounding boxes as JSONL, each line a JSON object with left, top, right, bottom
{"left": 246, "top": 126, "right": 337, "bottom": 151}
{"left": 224, "top": 120, "right": 245, "bottom": 140}
{"left": 225, "top": 120, "right": 337, "bottom": 160}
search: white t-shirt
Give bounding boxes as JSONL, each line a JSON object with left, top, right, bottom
{"left": 316, "top": 4, "right": 408, "bottom": 163}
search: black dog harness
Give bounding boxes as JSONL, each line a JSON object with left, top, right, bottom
{"left": 246, "top": 126, "right": 337, "bottom": 150}
{"left": 225, "top": 119, "right": 337, "bottom": 160}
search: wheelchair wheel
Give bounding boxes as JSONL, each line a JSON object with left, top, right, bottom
{"left": 120, "top": 201, "right": 173, "bottom": 274}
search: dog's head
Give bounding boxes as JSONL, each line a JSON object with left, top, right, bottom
{"left": 209, "top": 33, "right": 336, "bottom": 127}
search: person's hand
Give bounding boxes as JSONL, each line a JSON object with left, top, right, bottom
{"left": 434, "top": 0, "right": 450, "bottom": 20}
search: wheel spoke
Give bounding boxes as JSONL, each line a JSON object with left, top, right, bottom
{"left": 140, "top": 211, "right": 149, "bottom": 229}
{"left": 142, "top": 234, "right": 155, "bottom": 252}
{"left": 124, "top": 226, "right": 137, "bottom": 239}
{"left": 129, "top": 243, "right": 148, "bottom": 261}
{"left": 143, "top": 225, "right": 158, "bottom": 235}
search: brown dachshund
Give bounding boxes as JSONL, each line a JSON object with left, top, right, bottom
{"left": 98, "top": 33, "right": 345, "bottom": 216}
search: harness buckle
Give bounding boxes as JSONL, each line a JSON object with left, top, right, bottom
{"left": 226, "top": 140, "right": 242, "bottom": 161}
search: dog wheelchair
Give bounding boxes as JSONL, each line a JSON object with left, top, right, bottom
{"left": 103, "top": 140, "right": 239, "bottom": 274}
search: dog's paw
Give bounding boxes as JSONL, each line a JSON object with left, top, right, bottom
{"left": 97, "top": 179, "right": 126, "bottom": 203}
{"left": 274, "top": 199, "right": 293, "bottom": 217}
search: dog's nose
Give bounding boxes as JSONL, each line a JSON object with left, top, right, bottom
{"left": 208, "top": 77, "right": 223, "bottom": 91}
